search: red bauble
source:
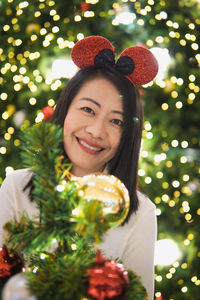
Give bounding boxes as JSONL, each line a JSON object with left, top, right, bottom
{"left": 87, "top": 250, "right": 129, "bottom": 300}
{"left": 0, "top": 245, "right": 24, "bottom": 284}
{"left": 80, "top": 2, "right": 91, "bottom": 12}
{"left": 42, "top": 106, "right": 54, "bottom": 121}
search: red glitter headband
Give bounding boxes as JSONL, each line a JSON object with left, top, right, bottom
{"left": 71, "top": 36, "right": 158, "bottom": 85}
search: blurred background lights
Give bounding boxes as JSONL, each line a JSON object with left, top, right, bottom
{"left": 155, "top": 239, "right": 181, "bottom": 266}
{"left": 112, "top": 11, "right": 136, "bottom": 25}
{"left": 52, "top": 59, "right": 77, "bottom": 79}
{"left": 150, "top": 47, "right": 171, "bottom": 79}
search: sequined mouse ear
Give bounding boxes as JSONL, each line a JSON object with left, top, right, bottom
{"left": 119, "top": 46, "right": 159, "bottom": 85}
{"left": 71, "top": 36, "right": 115, "bottom": 69}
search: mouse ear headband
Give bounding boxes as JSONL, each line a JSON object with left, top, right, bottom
{"left": 71, "top": 36, "right": 158, "bottom": 85}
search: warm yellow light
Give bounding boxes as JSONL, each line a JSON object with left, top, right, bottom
{"left": 188, "top": 93, "right": 195, "bottom": 100}
{"left": 8, "top": 127, "right": 14, "bottom": 134}
{"left": 176, "top": 101, "right": 183, "bottom": 109}
{"left": 0, "top": 93, "right": 8, "bottom": 100}
{"left": 180, "top": 39, "right": 186, "bottom": 46}
{"left": 191, "top": 43, "right": 199, "bottom": 50}
{"left": 14, "top": 139, "right": 20, "bottom": 146}
{"left": 34, "top": 11, "right": 41, "bottom": 17}
{"left": 74, "top": 15, "right": 81, "bottom": 22}
{"left": 156, "top": 275, "right": 162, "bottom": 282}
{"left": 53, "top": 15, "right": 60, "bottom": 21}
{"left": 161, "top": 103, "right": 168, "bottom": 110}
{"left": 40, "top": 28, "right": 47, "bottom": 35}
{"left": 146, "top": 40, "right": 154, "bottom": 47}
{"left": 171, "top": 91, "right": 178, "bottom": 98}
{"left": 31, "top": 34, "right": 38, "bottom": 41}
{"left": 188, "top": 23, "right": 195, "bottom": 30}
{"left": 169, "top": 31, "right": 176, "bottom": 38}
{"left": 183, "top": 174, "right": 189, "bottom": 181}
{"left": 3, "top": 25, "right": 10, "bottom": 31}
{"left": 50, "top": 9, "right": 56, "bottom": 16}
{"left": 29, "top": 97, "right": 37, "bottom": 105}
{"left": 4, "top": 133, "right": 11, "bottom": 140}
{"left": 52, "top": 26, "right": 59, "bottom": 33}
{"left": 155, "top": 36, "right": 164, "bottom": 43}
{"left": 180, "top": 156, "right": 187, "bottom": 163}
{"left": 48, "top": 99, "right": 55, "bottom": 106}
{"left": 84, "top": 11, "right": 95, "bottom": 18}
{"left": 0, "top": 147, "right": 7, "bottom": 154}
{"left": 181, "top": 286, "right": 188, "bottom": 293}
{"left": 77, "top": 33, "right": 84, "bottom": 40}
{"left": 166, "top": 161, "right": 172, "bottom": 168}
{"left": 171, "top": 140, "right": 179, "bottom": 147}
{"left": 156, "top": 171, "right": 163, "bottom": 178}
{"left": 137, "top": 19, "right": 144, "bottom": 26}
{"left": 145, "top": 177, "right": 152, "bottom": 184}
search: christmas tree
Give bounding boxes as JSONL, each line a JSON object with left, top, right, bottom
{"left": 1, "top": 121, "right": 147, "bottom": 299}
{"left": 0, "top": 0, "right": 199, "bottom": 299}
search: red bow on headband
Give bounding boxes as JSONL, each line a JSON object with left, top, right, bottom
{"left": 71, "top": 36, "right": 158, "bottom": 85}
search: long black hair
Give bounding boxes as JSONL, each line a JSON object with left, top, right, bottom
{"left": 25, "top": 66, "right": 143, "bottom": 223}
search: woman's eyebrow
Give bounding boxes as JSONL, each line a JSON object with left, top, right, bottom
{"left": 80, "top": 97, "right": 100, "bottom": 107}
{"left": 80, "top": 97, "right": 124, "bottom": 116}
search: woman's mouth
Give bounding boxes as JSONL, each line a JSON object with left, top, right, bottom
{"left": 76, "top": 137, "right": 104, "bottom": 154}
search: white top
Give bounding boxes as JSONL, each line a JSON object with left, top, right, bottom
{"left": 0, "top": 169, "right": 157, "bottom": 300}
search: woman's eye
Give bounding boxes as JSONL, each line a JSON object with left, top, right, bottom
{"left": 81, "top": 107, "right": 94, "bottom": 115}
{"left": 111, "top": 119, "right": 123, "bottom": 127}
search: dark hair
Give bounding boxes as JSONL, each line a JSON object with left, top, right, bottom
{"left": 52, "top": 66, "right": 143, "bottom": 222}
{"left": 24, "top": 66, "right": 143, "bottom": 224}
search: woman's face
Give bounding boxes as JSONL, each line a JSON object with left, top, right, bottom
{"left": 63, "top": 77, "right": 124, "bottom": 176}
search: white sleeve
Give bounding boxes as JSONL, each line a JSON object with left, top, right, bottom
{"left": 121, "top": 202, "right": 157, "bottom": 300}
{"left": 0, "top": 173, "right": 17, "bottom": 247}
{"left": 0, "top": 169, "right": 36, "bottom": 247}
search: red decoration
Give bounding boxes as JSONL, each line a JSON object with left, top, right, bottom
{"left": 71, "top": 36, "right": 158, "bottom": 86}
{"left": 71, "top": 36, "right": 114, "bottom": 70}
{"left": 0, "top": 245, "right": 24, "bottom": 284}
{"left": 42, "top": 106, "right": 54, "bottom": 121}
{"left": 87, "top": 250, "right": 129, "bottom": 300}
{"left": 80, "top": 2, "right": 91, "bottom": 12}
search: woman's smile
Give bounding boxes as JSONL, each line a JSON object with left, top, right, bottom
{"left": 76, "top": 136, "right": 104, "bottom": 154}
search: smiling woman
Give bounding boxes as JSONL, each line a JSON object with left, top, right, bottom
{"left": 0, "top": 36, "right": 158, "bottom": 300}
{"left": 63, "top": 77, "right": 123, "bottom": 177}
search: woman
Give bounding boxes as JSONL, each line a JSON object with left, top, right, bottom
{"left": 0, "top": 36, "right": 158, "bottom": 299}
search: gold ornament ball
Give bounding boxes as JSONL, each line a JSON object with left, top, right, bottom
{"left": 26, "top": 23, "right": 41, "bottom": 35}
{"left": 72, "top": 173, "right": 130, "bottom": 229}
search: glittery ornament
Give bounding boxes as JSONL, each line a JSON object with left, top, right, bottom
{"left": 0, "top": 245, "right": 24, "bottom": 285}
{"left": 72, "top": 173, "right": 130, "bottom": 229}
{"left": 42, "top": 106, "right": 54, "bottom": 121}
{"left": 87, "top": 250, "right": 129, "bottom": 300}
{"left": 2, "top": 273, "right": 37, "bottom": 300}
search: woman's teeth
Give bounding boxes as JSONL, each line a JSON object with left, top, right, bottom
{"left": 78, "top": 138, "right": 102, "bottom": 152}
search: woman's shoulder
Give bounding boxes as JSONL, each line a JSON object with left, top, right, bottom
{"left": 2, "top": 168, "right": 33, "bottom": 188}
{"left": 137, "top": 190, "right": 156, "bottom": 211}
{"left": 127, "top": 190, "right": 156, "bottom": 224}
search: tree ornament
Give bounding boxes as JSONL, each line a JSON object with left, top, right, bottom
{"left": 42, "top": 106, "right": 54, "bottom": 121}
{"left": 25, "top": 23, "right": 41, "bottom": 35}
{"left": 72, "top": 173, "right": 130, "bottom": 229}
{"left": 2, "top": 273, "right": 37, "bottom": 300}
{"left": 0, "top": 245, "right": 24, "bottom": 285}
{"left": 87, "top": 250, "right": 129, "bottom": 300}
{"left": 80, "top": 2, "right": 91, "bottom": 12}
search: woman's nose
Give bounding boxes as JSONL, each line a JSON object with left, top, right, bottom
{"left": 85, "top": 119, "right": 107, "bottom": 139}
